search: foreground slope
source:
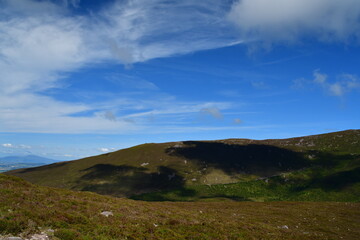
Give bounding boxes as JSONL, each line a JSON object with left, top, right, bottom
{"left": 6, "top": 130, "right": 360, "bottom": 200}
{"left": 0, "top": 174, "right": 359, "bottom": 240}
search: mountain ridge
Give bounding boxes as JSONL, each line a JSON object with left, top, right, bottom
{"left": 6, "top": 129, "right": 360, "bottom": 201}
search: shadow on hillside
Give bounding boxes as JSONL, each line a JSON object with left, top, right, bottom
{"left": 77, "top": 164, "right": 186, "bottom": 197}
{"left": 290, "top": 165, "right": 360, "bottom": 192}
{"left": 166, "top": 142, "right": 309, "bottom": 176}
{"left": 317, "top": 166, "right": 360, "bottom": 190}
{"left": 131, "top": 187, "right": 198, "bottom": 201}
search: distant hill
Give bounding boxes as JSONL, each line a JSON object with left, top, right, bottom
{"left": 0, "top": 155, "right": 59, "bottom": 172}
{"left": 6, "top": 130, "right": 360, "bottom": 201}
{"left": 0, "top": 155, "right": 58, "bottom": 164}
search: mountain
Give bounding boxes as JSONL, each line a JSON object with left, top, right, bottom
{"left": 0, "top": 155, "right": 59, "bottom": 173}
{"left": 0, "top": 155, "right": 58, "bottom": 164}
{"left": 0, "top": 174, "right": 359, "bottom": 239}
{"left": 6, "top": 130, "right": 360, "bottom": 201}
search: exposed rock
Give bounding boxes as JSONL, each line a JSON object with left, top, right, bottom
{"left": 100, "top": 211, "right": 113, "bottom": 217}
{"left": 173, "top": 142, "right": 183, "bottom": 148}
{"left": 279, "top": 225, "right": 289, "bottom": 229}
{"left": 28, "top": 233, "right": 50, "bottom": 240}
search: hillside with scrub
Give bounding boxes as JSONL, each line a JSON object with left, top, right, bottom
{"left": 6, "top": 130, "right": 360, "bottom": 202}
{"left": 0, "top": 174, "right": 359, "bottom": 240}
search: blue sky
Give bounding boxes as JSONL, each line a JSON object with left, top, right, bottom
{"left": 1, "top": 0, "right": 359, "bottom": 160}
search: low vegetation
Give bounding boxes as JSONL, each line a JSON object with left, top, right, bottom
{"left": 1, "top": 174, "right": 359, "bottom": 239}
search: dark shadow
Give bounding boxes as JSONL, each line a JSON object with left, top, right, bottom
{"left": 131, "top": 188, "right": 251, "bottom": 202}
{"left": 290, "top": 166, "right": 360, "bottom": 192}
{"left": 166, "top": 142, "right": 309, "bottom": 176}
{"left": 78, "top": 164, "right": 185, "bottom": 197}
{"left": 318, "top": 167, "right": 360, "bottom": 190}
{"left": 306, "top": 150, "right": 360, "bottom": 168}
{"left": 130, "top": 187, "right": 198, "bottom": 201}
{"left": 80, "top": 164, "right": 147, "bottom": 180}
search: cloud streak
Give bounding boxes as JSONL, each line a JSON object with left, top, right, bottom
{"left": 201, "top": 107, "right": 224, "bottom": 119}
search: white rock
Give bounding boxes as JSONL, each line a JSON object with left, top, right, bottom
{"left": 28, "top": 233, "right": 50, "bottom": 240}
{"left": 100, "top": 211, "right": 113, "bottom": 217}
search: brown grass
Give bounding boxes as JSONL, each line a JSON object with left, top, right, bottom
{"left": 1, "top": 174, "right": 359, "bottom": 239}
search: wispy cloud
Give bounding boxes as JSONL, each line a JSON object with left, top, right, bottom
{"left": 0, "top": 0, "right": 242, "bottom": 134}
{"left": 101, "top": 0, "right": 242, "bottom": 63}
{"left": 200, "top": 107, "right": 224, "bottom": 119}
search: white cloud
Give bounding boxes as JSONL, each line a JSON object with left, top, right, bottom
{"left": 313, "top": 70, "right": 360, "bottom": 97}
{"left": 1, "top": 143, "right": 31, "bottom": 149}
{"left": 99, "top": 148, "right": 110, "bottom": 152}
{"left": 0, "top": 0, "right": 242, "bottom": 134}
{"left": 228, "top": 0, "right": 360, "bottom": 44}
{"left": 293, "top": 70, "right": 360, "bottom": 97}
{"left": 2, "top": 143, "right": 13, "bottom": 148}
{"left": 328, "top": 83, "right": 344, "bottom": 97}
{"left": 98, "top": 147, "right": 116, "bottom": 153}
{"left": 313, "top": 71, "right": 327, "bottom": 84}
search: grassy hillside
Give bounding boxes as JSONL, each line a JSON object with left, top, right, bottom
{"left": 6, "top": 130, "right": 360, "bottom": 201}
{"left": 1, "top": 174, "right": 359, "bottom": 240}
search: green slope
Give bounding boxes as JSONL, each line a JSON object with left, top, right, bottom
{"left": 6, "top": 130, "right": 360, "bottom": 201}
{"left": 1, "top": 174, "right": 359, "bottom": 240}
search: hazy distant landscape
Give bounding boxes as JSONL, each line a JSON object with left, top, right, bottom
{"left": 0, "top": 155, "right": 58, "bottom": 172}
